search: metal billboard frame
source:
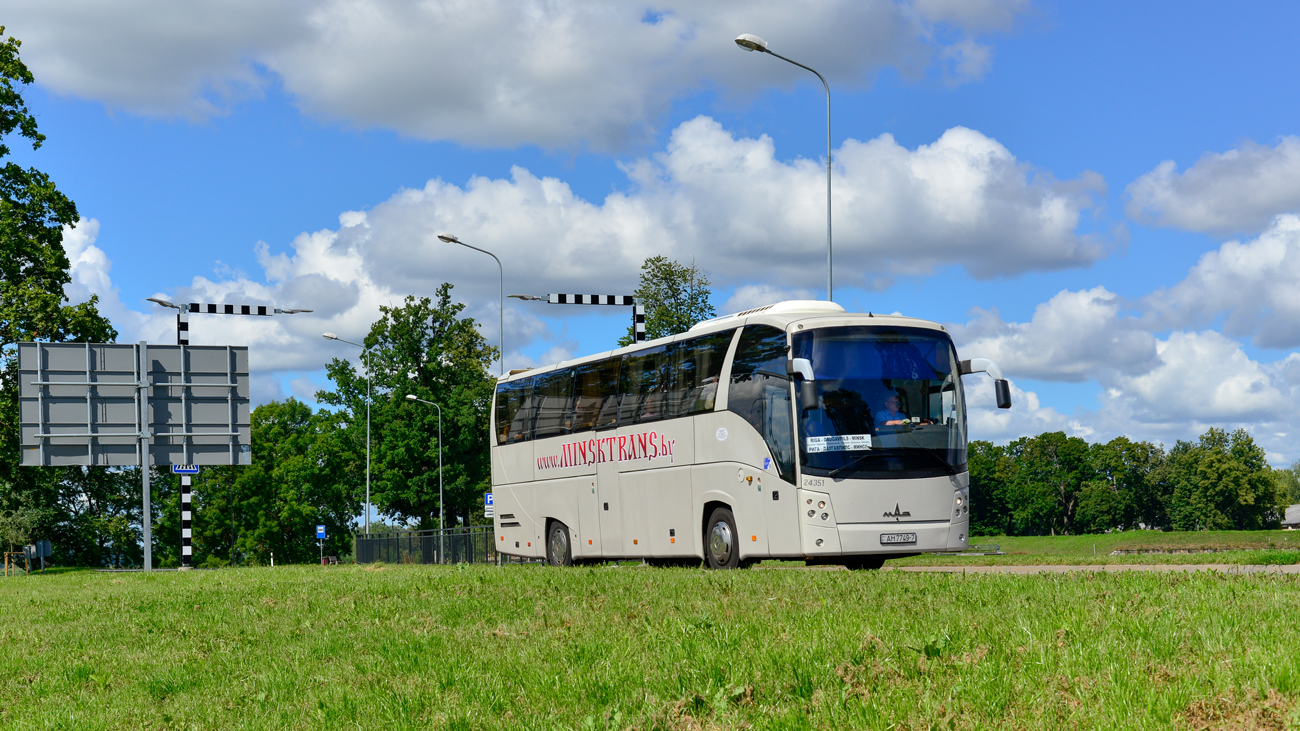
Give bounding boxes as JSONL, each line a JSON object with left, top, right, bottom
{"left": 18, "top": 341, "right": 250, "bottom": 571}
{"left": 19, "top": 341, "right": 251, "bottom": 468}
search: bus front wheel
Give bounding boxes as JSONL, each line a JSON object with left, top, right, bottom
{"left": 546, "top": 521, "right": 573, "bottom": 567}
{"left": 704, "top": 507, "right": 740, "bottom": 570}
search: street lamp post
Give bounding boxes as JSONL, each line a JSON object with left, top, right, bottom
{"left": 437, "top": 233, "right": 504, "bottom": 375}
{"left": 735, "top": 33, "right": 834, "bottom": 302}
{"left": 405, "top": 394, "right": 444, "bottom": 563}
{"left": 323, "top": 333, "right": 372, "bottom": 535}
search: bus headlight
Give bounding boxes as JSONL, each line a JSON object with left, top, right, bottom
{"left": 821, "top": 513, "right": 828, "bottom": 521}
{"left": 818, "top": 501, "right": 825, "bottom": 509}
{"left": 807, "top": 510, "right": 815, "bottom": 517}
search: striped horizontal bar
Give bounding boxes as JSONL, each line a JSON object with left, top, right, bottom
{"left": 186, "top": 303, "right": 272, "bottom": 316}
{"left": 547, "top": 294, "right": 636, "bottom": 306}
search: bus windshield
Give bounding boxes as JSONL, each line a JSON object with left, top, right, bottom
{"left": 792, "top": 326, "right": 967, "bottom": 479}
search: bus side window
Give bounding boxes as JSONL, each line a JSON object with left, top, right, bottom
{"left": 510, "top": 377, "right": 539, "bottom": 443}
{"left": 667, "top": 330, "right": 734, "bottom": 417}
{"left": 533, "top": 368, "right": 574, "bottom": 439}
{"left": 496, "top": 378, "right": 535, "bottom": 445}
{"left": 572, "top": 361, "right": 604, "bottom": 431}
{"left": 594, "top": 357, "right": 621, "bottom": 429}
{"left": 618, "top": 344, "right": 672, "bottom": 425}
{"left": 728, "top": 325, "right": 795, "bottom": 481}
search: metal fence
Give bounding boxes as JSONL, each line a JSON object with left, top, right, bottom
{"left": 355, "top": 527, "right": 524, "bottom": 565}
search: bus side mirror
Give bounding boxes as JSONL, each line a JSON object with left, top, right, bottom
{"left": 786, "top": 358, "right": 817, "bottom": 411}
{"left": 801, "top": 380, "right": 817, "bottom": 408}
{"left": 959, "top": 358, "right": 1012, "bottom": 409}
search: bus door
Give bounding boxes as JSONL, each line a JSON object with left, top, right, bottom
{"left": 725, "top": 324, "right": 807, "bottom": 556}
{"left": 596, "top": 458, "right": 621, "bottom": 556}
{"left": 760, "top": 381, "right": 800, "bottom": 555}
{"left": 574, "top": 357, "right": 624, "bottom": 558}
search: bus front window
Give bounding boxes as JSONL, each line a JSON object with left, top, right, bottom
{"left": 792, "top": 326, "right": 966, "bottom": 479}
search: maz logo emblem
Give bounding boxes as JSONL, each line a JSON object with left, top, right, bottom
{"left": 883, "top": 503, "right": 911, "bottom": 520}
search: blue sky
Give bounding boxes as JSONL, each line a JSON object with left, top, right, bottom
{"left": 6, "top": 0, "right": 1300, "bottom": 463}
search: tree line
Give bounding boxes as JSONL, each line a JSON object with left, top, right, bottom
{"left": 969, "top": 429, "right": 1300, "bottom": 537}
{"left": 0, "top": 287, "right": 499, "bottom": 567}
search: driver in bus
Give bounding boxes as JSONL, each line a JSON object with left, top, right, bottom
{"left": 874, "top": 393, "right": 910, "bottom": 427}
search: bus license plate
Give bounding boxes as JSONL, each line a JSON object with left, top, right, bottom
{"left": 880, "top": 533, "right": 917, "bottom": 545}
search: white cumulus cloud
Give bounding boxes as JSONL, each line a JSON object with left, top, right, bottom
{"left": 1143, "top": 214, "right": 1300, "bottom": 348}
{"left": 952, "top": 286, "right": 1156, "bottom": 382}
{"left": 2, "top": 0, "right": 1032, "bottom": 150}
{"left": 1126, "top": 137, "right": 1300, "bottom": 235}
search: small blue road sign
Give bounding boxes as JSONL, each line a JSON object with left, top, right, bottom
{"left": 485, "top": 493, "right": 493, "bottom": 506}
{"left": 484, "top": 492, "right": 494, "bottom": 518}
{"left": 172, "top": 465, "right": 200, "bottom": 474}
{"left": 316, "top": 525, "right": 326, "bottom": 540}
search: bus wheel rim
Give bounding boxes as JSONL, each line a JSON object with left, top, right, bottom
{"left": 549, "top": 527, "right": 566, "bottom": 563}
{"left": 710, "top": 521, "right": 733, "bottom": 564}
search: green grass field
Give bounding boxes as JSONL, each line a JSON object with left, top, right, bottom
{"left": 2, "top": 560, "right": 1299, "bottom": 730}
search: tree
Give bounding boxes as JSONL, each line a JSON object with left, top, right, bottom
{"left": 1167, "top": 428, "right": 1282, "bottom": 531}
{"left": 195, "top": 400, "right": 360, "bottom": 564}
{"left": 0, "top": 28, "right": 117, "bottom": 563}
{"left": 618, "top": 256, "right": 715, "bottom": 346}
{"left": 1075, "top": 436, "right": 1169, "bottom": 533}
{"left": 967, "top": 440, "right": 1012, "bottom": 536}
{"left": 318, "top": 285, "right": 496, "bottom": 530}
{"left": 1275, "top": 460, "right": 1300, "bottom": 506}
{"left": 1003, "top": 432, "right": 1093, "bottom": 535}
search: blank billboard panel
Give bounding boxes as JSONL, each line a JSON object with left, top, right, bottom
{"left": 19, "top": 342, "right": 251, "bottom": 467}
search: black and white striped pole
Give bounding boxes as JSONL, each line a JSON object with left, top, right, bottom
{"left": 146, "top": 298, "right": 310, "bottom": 569}
{"left": 178, "top": 470, "right": 195, "bottom": 569}
{"left": 509, "top": 294, "right": 645, "bottom": 342}
{"left": 147, "top": 299, "right": 312, "bottom": 346}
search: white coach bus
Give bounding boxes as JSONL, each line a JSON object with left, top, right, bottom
{"left": 491, "top": 301, "right": 1011, "bottom": 569}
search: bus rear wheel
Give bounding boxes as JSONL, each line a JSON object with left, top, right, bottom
{"left": 546, "top": 521, "right": 573, "bottom": 567}
{"left": 704, "top": 507, "right": 740, "bottom": 570}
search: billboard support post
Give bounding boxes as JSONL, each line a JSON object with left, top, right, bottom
{"left": 140, "top": 340, "right": 152, "bottom": 572}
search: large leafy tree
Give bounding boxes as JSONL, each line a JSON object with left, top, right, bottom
{"left": 966, "top": 440, "right": 1013, "bottom": 536}
{"left": 0, "top": 28, "right": 117, "bottom": 563}
{"left": 319, "top": 285, "right": 496, "bottom": 530}
{"left": 618, "top": 256, "right": 715, "bottom": 346}
{"left": 1167, "top": 428, "right": 1282, "bottom": 531}
{"left": 1275, "top": 460, "right": 1300, "bottom": 506}
{"left": 1075, "top": 436, "right": 1169, "bottom": 533}
{"left": 1002, "top": 432, "right": 1094, "bottom": 535}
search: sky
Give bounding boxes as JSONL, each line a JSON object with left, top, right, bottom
{"left": 4, "top": 0, "right": 1300, "bottom": 464}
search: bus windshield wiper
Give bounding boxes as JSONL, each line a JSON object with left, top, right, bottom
{"left": 826, "top": 451, "right": 879, "bottom": 478}
{"left": 825, "top": 448, "right": 956, "bottom": 478}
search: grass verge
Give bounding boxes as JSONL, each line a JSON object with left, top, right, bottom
{"left": 2, "top": 563, "right": 1299, "bottom": 729}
